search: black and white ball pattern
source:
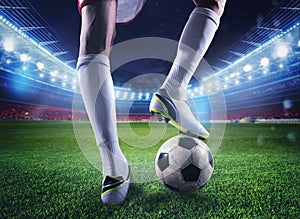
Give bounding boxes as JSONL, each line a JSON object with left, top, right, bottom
{"left": 155, "top": 135, "right": 214, "bottom": 192}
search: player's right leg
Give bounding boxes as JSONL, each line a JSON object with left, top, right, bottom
{"left": 77, "top": 0, "right": 131, "bottom": 204}
{"left": 150, "top": 0, "right": 226, "bottom": 140}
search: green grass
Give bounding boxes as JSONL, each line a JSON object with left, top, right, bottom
{"left": 0, "top": 120, "right": 299, "bottom": 218}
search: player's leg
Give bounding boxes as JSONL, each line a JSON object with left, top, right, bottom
{"left": 77, "top": 0, "right": 130, "bottom": 204}
{"left": 150, "top": 0, "right": 226, "bottom": 140}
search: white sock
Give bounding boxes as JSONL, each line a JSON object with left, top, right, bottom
{"left": 161, "top": 7, "right": 220, "bottom": 100}
{"left": 77, "top": 54, "right": 128, "bottom": 179}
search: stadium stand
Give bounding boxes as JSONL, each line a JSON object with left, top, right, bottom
{"left": 1, "top": 100, "right": 299, "bottom": 122}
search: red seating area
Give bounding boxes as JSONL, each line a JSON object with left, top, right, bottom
{"left": 0, "top": 101, "right": 153, "bottom": 121}
{"left": 0, "top": 101, "right": 73, "bottom": 120}
{"left": 0, "top": 101, "right": 299, "bottom": 121}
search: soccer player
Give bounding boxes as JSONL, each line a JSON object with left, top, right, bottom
{"left": 77, "top": 0, "right": 226, "bottom": 204}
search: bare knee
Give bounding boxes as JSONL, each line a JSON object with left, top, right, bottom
{"left": 193, "top": 0, "right": 226, "bottom": 17}
{"left": 79, "top": 3, "right": 116, "bottom": 55}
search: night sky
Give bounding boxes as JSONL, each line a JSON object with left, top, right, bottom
{"left": 27, "top": 0, "right": 280, "bottom": 58}
{"left": 27, "top": 0, "right": 281, "bottom": 84}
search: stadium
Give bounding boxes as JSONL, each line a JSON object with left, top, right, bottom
{"left": 0, "top": 0, "right": 299, "bottom": 218}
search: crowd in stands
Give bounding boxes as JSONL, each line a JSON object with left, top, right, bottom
{"left": 0, "top": 101, "right": 299, "bottom": 122}
{"left": 0, "top": 101, "right": 155, "bottom": 121}
{"left": 0, "top": 101, "right": 73, "bottom": 120}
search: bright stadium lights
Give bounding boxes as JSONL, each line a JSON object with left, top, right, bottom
{"left": 50, "top": 70, "right": 58, "bottom": 77}
{"left": 63, "top": 75, "right": 68, "bottom": 79}
{"left": 115, "top": 90, "right": 120, "bottom": 99}
{"left": 275, "top": 42, "right": 289, "bottom": 58}
{"left": 263, "top": 69, "right": 268, "bottom": 74}
{"left": 22, "top": 66, "right": 27, "bottom": 71}
{"left": 51, "top": 78, "right": 56, "bottom": 82}
{"left": 248, "top": 75, "right": 252, "bottom": 81}
{"left": 39, "top": 73, "right": 44, "bottom": 78}
{"left": 36, "top": 62, "right": 45, "bottom": 70}
{"left": 123, "top": 91, "right": 128, "bottom": 99}
{"left": 260, "top": 57, "right": 269, "bottom": 67}
{"left": 20, "top": 53, "right": 30, "bottom": 62}
{"left": 235, "top": 80, "right": 239, "bottom": 85}
{"left": 130, "top": 92, "right": 135, "bottom": 100}
{"left": 145, "top": 92, "right": 150, "bottom": 100}
{"left": 230, "top": 73, "right": 236, "bottom": 78}
{"left": 138, "top": 92, "right": 143, "bottom": 100}
{"left": 279, "top": 64, "right": 284, "bottom": 68}
{"left": 62, "top": 82, "right": 67, "bottom": 87}
{"left": 6, "top": 59, "right": 12, "bottom": 64}
{"left": 243, "top": 64, "right": 252, "bottom": 72}
{"left": 3, "top": 38, "right": 15, "bottom": 52}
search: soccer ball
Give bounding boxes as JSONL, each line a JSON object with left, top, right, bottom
{"left": 155, "top": 135, "right": 214, "bottom": 192}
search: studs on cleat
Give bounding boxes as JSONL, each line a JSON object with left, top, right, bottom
{"left": 151, "top": 112, "right": 164, "bottom": 121}
{"left": 150, "top": 111, "right": 171, "bottom": 123}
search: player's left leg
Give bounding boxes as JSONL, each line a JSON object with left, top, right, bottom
{"left": 77, "top": 0, "right": 131, "bottom": 204}
{"left": 150, "top": 0, "right": 226, "bottom": 140}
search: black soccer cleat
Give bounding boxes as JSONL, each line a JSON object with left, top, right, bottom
{"left": 101, "top": 167, "right": 132, "bottom": 204}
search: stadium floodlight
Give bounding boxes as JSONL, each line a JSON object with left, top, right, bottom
{"left": 63, "top": 75, "right": 68, "bottom": 79}
{"left": 275, "top": 42, "right": 289, "bottom": 58}
{"left": 235, "top": 80, "right": 239, "bottom": 85}
{"left": 51, "top": 78, "right": 56, "bottom": 82}
{"left": 3, "top": 38, "right": 15, "bottom": 52}
{"left": 20, "top": 53, "right": 30, "bottom": 62}
{"left": 230, "top": 73, "right": 236, "bottom": 78}
{"left": 36, "top": 62, "right": 45, "bottom": 70}
{"left": 248, "top": 75, "right": 252, "bottom": 81}
{"left": 279, "top": 64, "right": 284, "bottom": 68}
{"left": 62, "top": 82, "right": 67, "bottom": 87}
{"left": 115, "top": 90, "right": 120, "bottom": 99}
{"left": 6, "top": 59, "right": 12, "bottom": 64}
{"left": 138, "top": 92, "right": 143, "bottom": 100}
{"left": 260, "top": 57, "right": 269, "bottom": 67}
{"left": 263, "top": 69, "right": 268, "bottom": 74}
{"left": 39, "top": 73, "right": 44, "bottom": 78}
{"left": 243, "top": 64, "right": 252, "bottom": 72}
{"left": 130, "top": 92, "right": 135, "bottom": 100}
{"left": 145, "top": 92, "right": 150, "bottom": 100}
{"left": 123, "top": 91, "right": 128, "bottom": 99}
{"left": 50, "top": 70, "right": 58, "bottom": 77}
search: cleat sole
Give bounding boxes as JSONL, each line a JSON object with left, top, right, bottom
{"left": 151, "top": 108, "right": 208, "bottom": 140}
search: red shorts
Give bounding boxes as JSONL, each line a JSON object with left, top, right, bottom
{"left": 78, "top": 0, "right": 146, "bottom": 24}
